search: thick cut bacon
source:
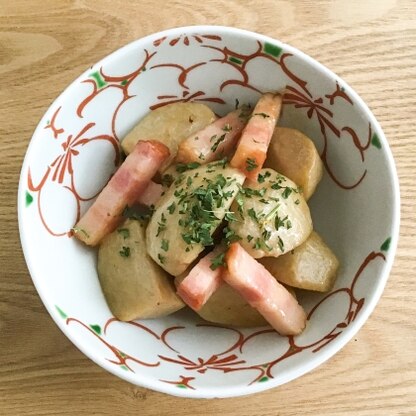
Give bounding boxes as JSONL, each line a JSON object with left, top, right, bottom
{"left": 74, "top": 140, "right": 169, "bottom": 246}
{"left": 136, "top": 181, "right": 164, "bottom": 207}
{"left": 230, "top": 93, "right": 282, "bottom": 180}
{"left": 175, "top": 108, "right": 249, "bottom": 163}
{"left": 176, "top": 247, "right": 225, "bottom": 311}
{"left": 224, "top": 243, "right": 306, "bottom": 335}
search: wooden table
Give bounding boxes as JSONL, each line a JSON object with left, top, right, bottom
{"left": 1, "top": 1, "right": 415, "bottom": 414}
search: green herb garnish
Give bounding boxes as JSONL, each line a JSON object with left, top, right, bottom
{"left": 117, "top": 228, "right": 130, "bottom": 239}
{"left": 262, "top": 229, "right": 272, "bottom": 241}
{"left": 176, "top": 173, "right": 236, "bottom": 248}
{"left": 223, "top": 227, "right": 242, "bottom": 245}
{"left": 119, "top": 246, "right": 130, "bottom": 257}
{"left": 253, "top": 238, "right": 272, "bottom": 252}
{"left": 161, "top": 239, "right": 169, "bottom": 252}
{"left": 71, "top": 227, "right": 89, "bottom": 238}
{"left": 176, "top": 162, "right": 201, "bottom": 173}
{"left": 122, "top": 205, "right": 153, "bottom": 222}
{"left": 246, "top": 158, "right": 258, "bottom": 172}
{"left": 257, "top": 171, "right": 271, "bottom": 183}
{"left": 263, "top": 203, "right": 280, "bottom": 222}
{"left": 167, "top": 202, "right": 176, "bottom": 214}
{"left": 247, "top": 207, "right": 259, "bottom": 222}
{"left": 253, "top": 238, "right": 262, "bottom": 250}
{"left": 235, "top": 192, "right": 244, "bottom": 214}
{"left": 161, "top": 174, "right": 174, "bottom": 187}
{"left": 156, "top": 213, "right": 167, "bottom": 236}
{"left": 211, "top": 134, "right": 226, "bottom": 153}
{"left": 238, "top": 104, "right": 251, "bottom": 120}
{"left": 278, "top": 236, "right": 285, "bottom": 252}
{"left": 224, "top": 212, "right": 238, "bottom": 222}
{"left": 282, "top": 187, "right": 293, "bottom": 199}
{"left": 210, "top": 252, "right": 226, "bottom": 270}
{"left": 275, "top": 214, "right": 287, "bottom": 230}
{"left": 253, "top": 112, "right": 270, "bottom": 118}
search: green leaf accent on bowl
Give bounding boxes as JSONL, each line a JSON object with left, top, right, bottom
{"left": 90, "top": 71, "right": 107, "bottom": 88}
{"left": 371, "top": 133, "right": 382, "bottom": 149}
{"left": 263, "top": 42, "right": 282, "bottom": 58}
{"left": 90, "top": 324, "right": 102, "bottom": 335}
{"left": 229, "top": 56, "right": 243, "bottom": 65}
{"left": 118, "top": 350, "right": 127, "bottom": 358}
{"left": 120, "top": 365, "right": 129, "bottom": 371}
{"left": 25, "top": 191, "right": 33, "bottom": 207}
{"left": 55, "top": 305, "right": 67, "bottom": 319}
{"left": 258, "top": 376, "right": 269, "bottom": 382}
{"left": 121, "top": 79, "right": 128, "bottom": 86}
{"left": 380, "top": 237, "right": 391, "bottom": 252}
{"left": 177, "top": 384, "right": 187, "bottom": 389}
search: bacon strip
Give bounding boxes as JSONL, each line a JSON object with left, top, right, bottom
{"left": 175, "top": 108, "right": 250, "bottom": 164}
{"left": 73, "top": 140, "right": 169, "bottom": 246}
{"left": 224, "top": 243, "right": 306, "bottom": 335}
{"left": 136, "top": 181, "right": 164, "bottom": 207}
{"left": 230, "top": 92, "right": 282, "bottom": 180}
{"left": 176, "top": 246, "right": 225, "bottom": 311}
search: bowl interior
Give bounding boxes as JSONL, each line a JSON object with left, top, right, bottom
{"left": 18, "top": 26, "right": 399, "bottom": 398}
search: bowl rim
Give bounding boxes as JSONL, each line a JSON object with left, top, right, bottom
{"left": 18, "top": 24, "right": 400, "bottom": 398}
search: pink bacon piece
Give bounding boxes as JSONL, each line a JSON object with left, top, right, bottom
{"left": 230, "top": 92, "right": 282, "bottom": 181}
{"left": 136, "top": 181, "right": 164, "bottom": 207}
{"left": 224, "top": 243, "right": 306, "bottom": 335}
{"left": 175, "top": 108, "right": 250, "bottom": 164}
{"left": 73, "top": 140, "right": 169, "bottom": 246}
{"left": 176, "top": 247, "right": 225, "bottom": 311}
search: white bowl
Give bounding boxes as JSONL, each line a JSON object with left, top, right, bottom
{"left": 18, "top": 26, "right": 400, "bottom": 398}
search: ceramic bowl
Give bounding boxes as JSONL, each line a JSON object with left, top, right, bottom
{"left": 18, "top": 26, "right": 399, "bottom": 398}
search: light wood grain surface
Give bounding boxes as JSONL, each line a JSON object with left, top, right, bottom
{"left": 1, "top": 0, "right": 415, "bottom": 414}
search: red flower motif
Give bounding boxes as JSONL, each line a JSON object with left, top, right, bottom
{"left": 153, "top": 34, "right": 222, "bottom": 48}
{"left": 44, "top": 106, "right": 64, "bottom": 139}
{"left": 325, "top": 81, "right": 353, "bottom": 105}
{"left": 50, "top": 123, "right": 93, "bottom": 184}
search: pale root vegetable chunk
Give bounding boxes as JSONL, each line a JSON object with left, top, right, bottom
{"left": 176, "top": 107, "right": 250, "bottom": 164}
{"left": 98, "top": 219, "right": 184, "bottom": 321}
{"left": 224, "top": 243, "right": 307, "bottom": 335}
{"left": 121, "top": 103, "right": 216, "bottom": 171}
{"left": 146, "top": 162, "right": 246, "bottom": 276}
{"left": 136, "top": 181, "right": 164, "bottom": 207}
{"left": 176, "top": 271, "right": 268, "bottom": 327}
{"left": 73, "top": 140, "right": 169, "bottom": 246}
{"left": 259, "top": 231, "right": 339, "bottom": 292}
{"left": 176, "top": 246, "right": 225, "bottom": 311}
{"left": 230, "top": 92, "right": 282, "bottom": 180}
{"left": 229, "top": 168, "right": 312, "bottom": 258}
{"left": 264, "top": 127, "right": 323, "bottom": 200}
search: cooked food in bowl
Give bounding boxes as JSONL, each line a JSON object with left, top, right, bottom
{"left": 18, "top": 25, "right": 399, "bottom": 398}
{"left": 72, "top": 92, "right": 339, "bottom": 336}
